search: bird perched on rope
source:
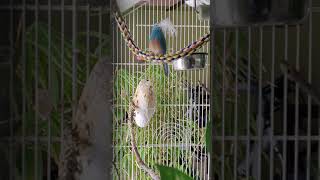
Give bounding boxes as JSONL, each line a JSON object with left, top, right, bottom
{"left": 137, "top": 19, "right": 176, "bottom": 76}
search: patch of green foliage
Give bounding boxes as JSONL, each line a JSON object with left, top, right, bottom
{"left": 113, "top": 65, "right": 206, "bottom": 179}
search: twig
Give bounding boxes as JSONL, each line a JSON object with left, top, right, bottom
{"left": 280, "top": 60, "right": 320, "bottom": 105}
{"left": 112, "top": 161, "right": 120, "bottom": 178}
{"left": 128, "top": 102, "right": 160, "bottom": 180}
{"left": 197, "top": 81, "right": 210, "bottom": 95}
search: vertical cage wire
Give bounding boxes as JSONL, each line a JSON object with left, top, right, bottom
{"left": 294, "top": 24, "right": 300, "bottom": 180}
{"left": 9, "top": 0, "right": 15, "bottom": 179}
{"left": 34, "top": 0, "right": 39, "bottom": 179}
{"left": 59, "top": 0, "right": 65, "bottom": 178}
{"left": 257, "top": 26, "right": 263, "bottom": 180}
{"left": 21, "top": 0, "right": 26, "bottom": 179}
{"left": 47, "top": 1, "right": 52, "bottom": 179}
{"left": 307, "top": 2, "right": 313, "bottom": 180}
{"left": 269, "top": 24, "right": 275, "bottom": 180}
{"left": 283, "top": 23, "right": 289, "bottom": 180}
{"left": 246, "top": 26, "right": 252, "bottom": 180}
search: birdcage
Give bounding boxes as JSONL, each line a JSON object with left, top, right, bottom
{"left": 112, "top": 0, "right": 210, "bottom": 179}
{"left": 1, "top": 0, "right": 320, "bottom": 180}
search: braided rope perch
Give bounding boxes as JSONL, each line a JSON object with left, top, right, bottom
{"left": 113, "top": 11, "right": 210, "bottom": 62}
{"left": 128, "top": 102, "right": 160, "bottom": 180}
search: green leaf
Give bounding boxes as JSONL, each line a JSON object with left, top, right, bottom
{"left": 205, "top": 120, "right": 212, "bottom": 153}
{"left": 156, "top": 164, "right": 193, "bottom": 180}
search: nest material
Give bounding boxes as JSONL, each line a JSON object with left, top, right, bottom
{"left": 132, "top": 80, "right": 156, "bottom": 128}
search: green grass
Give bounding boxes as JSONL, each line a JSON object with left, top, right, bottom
{"left": 113, "top": 65, "right": 205, "bottom": 179}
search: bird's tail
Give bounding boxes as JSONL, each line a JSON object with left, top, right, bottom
{"left": 158, "top": 18, "right": 176, "bottom": 37}
{"left": 163, "top": 62, "right": 169, "bottom": 77}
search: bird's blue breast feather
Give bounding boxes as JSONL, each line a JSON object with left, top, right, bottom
{"left": 150, "top": 25, "right": 167, "bottom": 53}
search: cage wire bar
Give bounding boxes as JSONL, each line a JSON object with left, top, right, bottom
{"left": 1, "top": 0, "right": 320, "bottom": 180}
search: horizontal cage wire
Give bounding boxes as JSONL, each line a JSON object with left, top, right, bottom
{"left": 112, "top": 1, "right": 210, "bottom": 180}
{"left": 1, "top": 0, "right": 320, "bottom": 180}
